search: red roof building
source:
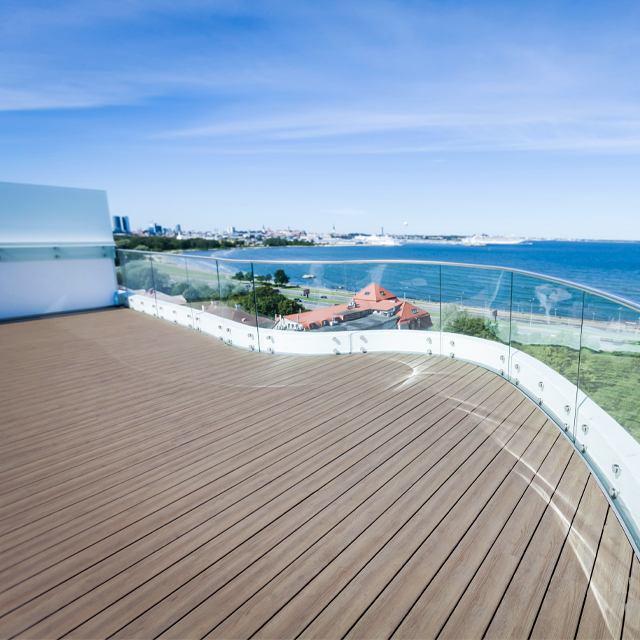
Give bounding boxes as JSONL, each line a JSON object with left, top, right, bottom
{"left": 276, "top": 283, "right": 432, "bottom": 332}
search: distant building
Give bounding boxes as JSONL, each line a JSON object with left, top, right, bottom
{"left": 122, "top": 216, "right": 131, "bottom": 233}
{"left": 112, "top": 216, "right": 123, "bottom": 233}
{"left": 175, "top": 224, "right": 181, "bottom": 233}
{"left": 227, "top": 226, "right": 236, "bottom": 234}
{"left": 275, "top": 283, "right": 432, "bottom": 332}
{"left": 154, "top": 224, "right": 162, "bottom": 235}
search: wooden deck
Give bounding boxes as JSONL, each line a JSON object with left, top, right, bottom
{"left": 0, "top": 308, "right": 638, "bottom": 640}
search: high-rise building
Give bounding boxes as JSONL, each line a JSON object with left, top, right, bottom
{"left": 112, "top": 216, "right": 123, "bottom": 233}
{"left": 154, "top": 223, "right": 163, "bottom": 235}
{"left": 175, "top": 224, "right": 182, "bottom": 233}
{"left": 122, "top": 216, "right": 131, "bottom": 233}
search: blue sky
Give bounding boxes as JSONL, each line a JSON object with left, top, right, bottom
{"left": 1, "top": 0, "right": 639, "bottom": 238}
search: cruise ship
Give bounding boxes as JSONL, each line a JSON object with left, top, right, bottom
{"left": 462, "top": 234, "right": 528, "bottom": 246}
{"left": 354, "top": 233, "right": 404, "bottom": 246}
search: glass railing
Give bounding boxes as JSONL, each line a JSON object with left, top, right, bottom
{"left": 117, "top": 249, "right": 640, "bottom": 552}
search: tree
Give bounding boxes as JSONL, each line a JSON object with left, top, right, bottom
{"left": 234, "top": 271, "right": 245, "bottom": 280}
{"left": 232, "top": 285, "right": 305, "bottom": 319}
{"left": 445, "top": 311, "right": 501, "bottom": 343}
{"left": 113, "top": 234, "right": 243, "bottom": 252}
{"left": 122, "top": 260, "right": 170, "bottom": 292}
{"left": 170, "top": 281, "right": 190, "bottom": 296}
{"left": 273, "top": 269, "right": 290, "bottom": 286}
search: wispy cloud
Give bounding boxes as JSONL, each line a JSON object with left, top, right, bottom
{"left": 158, "top": 108, "right": 640, "bottom": 154}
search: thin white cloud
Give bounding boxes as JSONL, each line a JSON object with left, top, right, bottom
{"left": 157, "top": 107, "right": 640, "bottom": 154}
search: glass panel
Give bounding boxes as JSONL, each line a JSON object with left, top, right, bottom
{"left": 115, "top": 249, "right": 128, "bottom": 305}
{"left": 181, "top": 256, "right": 223, "bottom": 341}
{"left": 577, "top": 294, "right": 640, "bottom": 542}
{"left": 578, "top": 294, "right": 640, "bottom": 443}
{"left": 119, "top": 251, "right": 158, "bottom": 316}
{"left": 343, "top": 262, "right": 440, "bottom": 354}
{"left": 252, "top": 261, "right": 347, "bottom": 354}
{"left": 149, "top": 253, "right": 194, "bottom": 328}
{"left": 440, "top": 266, "right": 512, "bottom": 373}
{"left": 216, "top": 261, "right": 260, "bottom": 350}
{"left": 510, "top": 273, "right": 584, "bottom": 437}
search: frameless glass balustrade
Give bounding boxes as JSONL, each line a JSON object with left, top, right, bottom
{"left": 117, "top": 249, "right": 640, "bottom": 554}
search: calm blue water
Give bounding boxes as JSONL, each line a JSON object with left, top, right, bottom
{"left": 186, "top": 241, "right": 640, "bottom": 319}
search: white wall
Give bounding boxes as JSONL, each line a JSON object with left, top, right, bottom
{"left": 0, "top": 259, "right": 118, "bottom": 319}
{"left": 0, "top": 182, "right": 117, "bottom": 319}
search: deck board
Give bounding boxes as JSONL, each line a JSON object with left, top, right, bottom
{"left": 0, "top": 308, "right": 637, "bottom": 639}
{"left": 577, "top": 508, "right": 634, "bottom": 639}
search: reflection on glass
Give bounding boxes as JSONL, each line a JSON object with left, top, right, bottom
{"left": 441, "top": 266, "right": 512, "bottom": 344}
{"left": 119, "top": 251, "right": 157, "bottom": 314}
{"left": 149, "top": 254, "right": 194, "bottom": 327}
{"left": 120, "top": 251, "right": 154, "bottom": 292}
{"left": 216, "top": 262, "right": 256, "bottom": 328}
{"left": 510, "top": 273, "right": 584, "bottom": 437}
{"left": 511, "top": 274, "right": 583, "bottom": 377}
{"left": 579, "top": 293, "right": 640, "bottom": 444}
{"left": 179, "top": 256, "right": 220, "bottom": 312}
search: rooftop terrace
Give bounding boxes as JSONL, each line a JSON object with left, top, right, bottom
{"left": 0, "top": 309, "right": 638, "bottom": 639}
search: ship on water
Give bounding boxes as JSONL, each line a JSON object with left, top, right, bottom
{"left": 461, "top": 234, "right": 527, "bottom": 246}
{"left": 358, "top": 233, "right": 404, "bottom": 246}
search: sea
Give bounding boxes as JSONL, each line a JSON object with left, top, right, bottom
{"left": 187, "top": 241, "right": 640, "bottom": 319}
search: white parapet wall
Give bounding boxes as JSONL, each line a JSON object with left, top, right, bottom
{"left": 124, "top": 296, "right": 640, "bottom": 547}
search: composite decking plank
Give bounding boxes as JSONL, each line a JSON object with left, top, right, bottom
{"left": 483, "top": 452, "right": 590, "bottom": 639}
{"left": 0, "top": 310, "right": 637, "bottom": 640}
{"left": 0, "top": 320, "right": 263, "bottom": 427}
{"left": 0, "top": 358, "right": 455, "bottom": 583}
{"left": 530, "top": 475, "right": 610, "bottom": 640}
{"left": 0, "top": 344, "right": 377, "bottom": 465}
{"left": 62, "top": 373, "right": 509, "bottom": 639}
{"left": 0, "top": 330, "right": 333, "bottom": 441}
{"left": 386, "top": 420, "right": 561, "bottom": 640}
{"left": 623, "top": 556, "right": 640, "bottom": 640}
{"left": 338, "top": 405, "right": 545, "bottom": 640}
{"left": 255, "top": 405, "right": 549, "bottom": 640}
{"left": 0, "top": 343, "right": 364, "bottom": 440}
{"left": 438, "top": 438, "right": 575, "bottom": 640}
{"left": 577, "top": 508, "right": 634, "bottom": 640}
{"left": 149, "top": 384, "right": 529, "bottom": 640}
{"left": 15, "top": 362, "right": 492, "bottom": 635}
{"left": 213, "top": 400, "right": 531, "bottom": 635}
{"left": 102, "top": 376, "right": 516, "bottom": 633}
{"left": 0, "top": 352, "right": 416, "bottom": 520}
{"left": 1, "top": 362, "right": 478, "bottom": 634}
{"left": 0, "top": 351, "right": 413, "bottom": 462}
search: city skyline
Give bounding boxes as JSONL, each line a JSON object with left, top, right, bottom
{"left": 1, "top": 1, "right": 639, "bottom": 238}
